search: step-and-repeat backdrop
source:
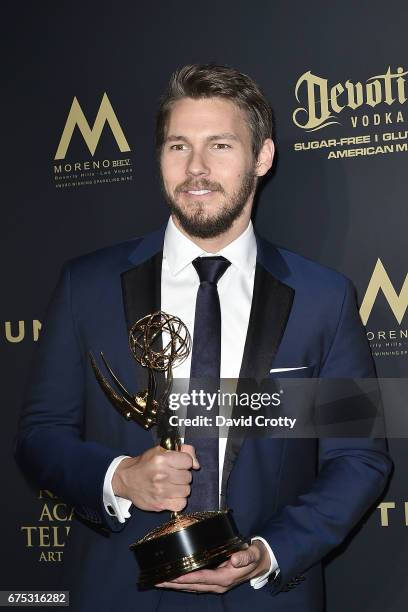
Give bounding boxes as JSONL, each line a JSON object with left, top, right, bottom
{"left": 2, "top": 1, "right": 407, "bottom": 610}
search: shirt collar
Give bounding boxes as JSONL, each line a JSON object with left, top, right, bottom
{"left": 163, "top": 216, "right": 257, "bottom": 276}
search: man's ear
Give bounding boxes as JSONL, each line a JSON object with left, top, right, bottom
{"left": 255, "top": 139, "right": 275, "bottom": 177}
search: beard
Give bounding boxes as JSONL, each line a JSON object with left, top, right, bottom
{"left": 161, "top": 167, "right": 257, "bottom": 239}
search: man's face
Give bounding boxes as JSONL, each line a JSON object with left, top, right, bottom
{"left": 160, "top": 97, "right": 258, "bottom": 239}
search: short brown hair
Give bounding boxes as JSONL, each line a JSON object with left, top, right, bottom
{"left": 155, "top": 63, "right": 273, "bottom": 159}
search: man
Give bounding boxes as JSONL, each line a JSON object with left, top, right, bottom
{"left": 15, "top": 64, "right": 391, "bottom": 612}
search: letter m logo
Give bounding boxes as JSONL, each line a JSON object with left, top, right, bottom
{"left": 360, "top": 259, "right": 408, "bottom": 325}
{"left": 54, "top": 92, "right": 130, "bottom": 160}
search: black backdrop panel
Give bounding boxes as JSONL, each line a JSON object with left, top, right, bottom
{"left": 2, "top": 2, "right": 407, "bottom": 610}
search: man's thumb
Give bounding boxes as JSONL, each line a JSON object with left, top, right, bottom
{"left": 230, "top": 547, "right": 256, "bottom": 568}
{"left": 181, "top": 444, "right": 200, "bottom": 469}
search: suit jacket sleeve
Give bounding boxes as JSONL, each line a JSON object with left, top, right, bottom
{"left": 14, "top": 263, "right": 128, "bottom": 533}
{"left": 258, "top": 277, "right": 392, "bottom": 594}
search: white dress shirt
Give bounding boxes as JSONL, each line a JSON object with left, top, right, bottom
{"left": 102, "top": 217, "right": 278, "bottom": 588}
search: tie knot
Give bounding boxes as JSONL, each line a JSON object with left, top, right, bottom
{"left": 192, "top": 256, "right": 231, "bottom": 285}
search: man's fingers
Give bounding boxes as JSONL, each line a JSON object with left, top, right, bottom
{"left": 156, "top": 581, "right": 226, "bottom": 593}
{"left": 155, "top": 566, "right": 252, "bottom": 592}
{"left": 165, "top": 484, "right": 191, "bottom": 499}
{"left": 155, "top": 546, "right": 263, "bottom": 591}
{"left": 167, "top": 467, "right": 193, "bottom": 485}
{"left": 164, "top": 498, "right": 188, "bottom": 512}
{"left": 165, "top": 565, "right": 253, "bottom": 586}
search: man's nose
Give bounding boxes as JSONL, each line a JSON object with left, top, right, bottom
{"left": 186, "top": 150, "right": 210, "bottom": 176}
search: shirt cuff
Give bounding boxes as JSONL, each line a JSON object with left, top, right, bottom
{"left": 249, "top": 536, "right": 280, "bottom": 590}
{"left": 103, "top": 455, "right": 133, "bottom": 523}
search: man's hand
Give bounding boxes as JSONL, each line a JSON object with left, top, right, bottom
{"left": 155, "top": 541, "right": 271, "bottom": 593}
{"left": 112, "top": 444, "right": 199, "bottom": 512}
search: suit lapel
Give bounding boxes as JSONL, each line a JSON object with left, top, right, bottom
{"left": 121, "top": 236, "right": 165, "bottom": 444}
{"left": 121, "top": 251, "right": 162, "bottom": 338}
{"left": 239, "top": 262, "right": 294, "bottom": 382}
{"left": 220, "top": 257, "right": 295, "bottom": 508}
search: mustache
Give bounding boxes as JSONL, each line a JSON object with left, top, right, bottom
{"left": 175, "top": 180, "right": 225, "bottom": 194}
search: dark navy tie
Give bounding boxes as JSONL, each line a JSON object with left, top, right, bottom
{"left": 185, "top": 256, "right": 231, "bottom": 512}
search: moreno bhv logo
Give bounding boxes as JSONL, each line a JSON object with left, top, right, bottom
{"left": 360, "top": 259, "right": 408, "bottom": 358}
{"left": 53, "top": 92, "right": 133, "bottom": 189}
{"left": 360, "top": 259, "right": 408, "bottom": 326}
{"left": 54, "top": 92, "right": 130, "bottom": 159}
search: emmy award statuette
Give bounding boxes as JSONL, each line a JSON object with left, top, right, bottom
{"left": 89, "top": 311, "right": 247, "bottom": 589}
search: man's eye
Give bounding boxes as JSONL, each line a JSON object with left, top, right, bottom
{"left": 213, "top": 143, "right": 231, "bottom": 149}
{"left": 170, "top": 144, "right": 187, "bottom": 150}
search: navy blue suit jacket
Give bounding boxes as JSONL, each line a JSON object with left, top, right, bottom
{"left": 15, "top": 226, "right": 392, "bottom": 612}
